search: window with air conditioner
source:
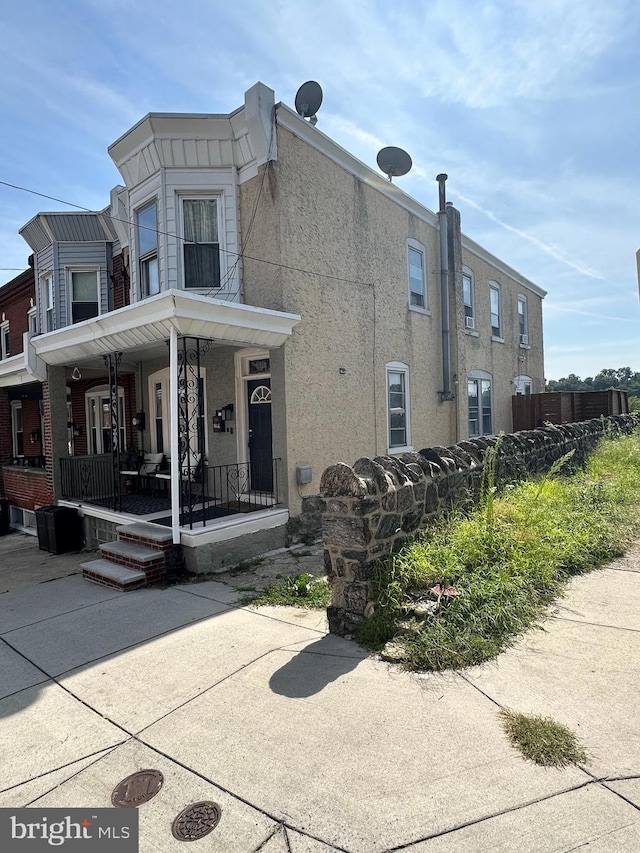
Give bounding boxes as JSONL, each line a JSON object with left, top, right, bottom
{"left": 489, "top": 283, "right": 502, "bottom": 339}
{"left": 518, "top": 295, "right": 529, "bottom": 346}
{"left": 463, "top": 267, "right": 475, "bottom": 329}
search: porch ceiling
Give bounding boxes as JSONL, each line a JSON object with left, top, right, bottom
{"left": 32, "top": 290, "right": 301, "bottom": 366}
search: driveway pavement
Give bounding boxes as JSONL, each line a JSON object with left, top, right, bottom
{"left": 1, "top": 534, "right": 639, "bottom": 852}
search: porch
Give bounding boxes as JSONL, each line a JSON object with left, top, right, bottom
{"left": 59, "top": 453, "right": 283, "bottom": 528}
{"left": 31, "top": 289, "right": 300, "bottom": 579}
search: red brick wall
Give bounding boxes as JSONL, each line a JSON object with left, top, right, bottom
{"left": 21, "top": 399, "right": 43, "bottom": 458}
{"left": 69, "top": 374, "right": 136, "bottom": 455}
{"left": 112, "top": 252, "right": 130, "bottom": 310}
{"left": 2, "top": 466, "right": 52, "bottom": 510}
{"left": 0, "top": 389, "right": 10, "bottom": 498}
{"left": 0, "top": 267, "right": 35, "bottom": 356}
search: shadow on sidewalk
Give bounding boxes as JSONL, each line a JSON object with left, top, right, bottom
{"left": 269, "top": 636, "right": 367, "bottom": 698}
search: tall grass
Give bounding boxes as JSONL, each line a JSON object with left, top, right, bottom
{"left": 357, "top": 430, "right": 640, "bottom": 670}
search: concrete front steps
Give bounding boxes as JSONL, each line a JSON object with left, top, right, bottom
{"left": 82, "top": 523, "right": 174, "bottom": 591}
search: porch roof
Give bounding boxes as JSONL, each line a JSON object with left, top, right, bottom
{"left": 0, "top": 333, "right": 47, "bottom": 387}
{"left": 31, "top": 290, "right": 301, "bottom": 365}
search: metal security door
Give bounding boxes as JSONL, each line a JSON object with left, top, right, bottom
{"left": 247, "top": 379, "right": 273, "bottom": 493}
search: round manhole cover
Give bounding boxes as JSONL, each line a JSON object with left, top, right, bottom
{"left": 111, "top": 770, "right": 164, "bottom": 808}
{"left": 171, "top": 801, "right": 222, "bottom": 841}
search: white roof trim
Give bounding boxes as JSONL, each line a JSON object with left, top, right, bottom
{"left": 31, "top": 290, "right": 301, "bottom": 365}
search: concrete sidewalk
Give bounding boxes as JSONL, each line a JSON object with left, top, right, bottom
{"left": 1, "top": 539, "right": 639, "bottom": 851}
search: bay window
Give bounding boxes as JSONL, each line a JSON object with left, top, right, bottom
{"left": 183, "top": 198, "right": 221, "bottom": 289}
{"left": 70, "top": 270, "right": 99, "bottom": 323}
{"left": 137, "top": 201, "right": 160, "bottom": 298}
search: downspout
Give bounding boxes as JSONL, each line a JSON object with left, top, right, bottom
{"left": 437, "top": 174, "right": 454, "bottom": 402}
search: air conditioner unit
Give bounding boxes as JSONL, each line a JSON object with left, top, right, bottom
{"left": 520, "top": 334, "right": 529, "bottom": 346}
{"left": 464, "top": 316, "right": 475, "bottom": 330}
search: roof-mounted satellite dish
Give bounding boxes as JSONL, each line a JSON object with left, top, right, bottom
{"left": 295, "top": 81, "right": 323, "bottom": 126}
{"left": 377, "top": 146, "right": 413, "bottom": 182}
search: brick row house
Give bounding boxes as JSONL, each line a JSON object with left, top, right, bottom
{"left": 0, "top": 81, "right": 545, "bottom": 584}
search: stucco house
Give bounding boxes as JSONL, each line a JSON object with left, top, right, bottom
{"left": 0, "top": 81, "right": 545, "bottom": 585}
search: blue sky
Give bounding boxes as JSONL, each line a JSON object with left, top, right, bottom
{"left": 1, "top": 0, "right": 639, "bottom": 380}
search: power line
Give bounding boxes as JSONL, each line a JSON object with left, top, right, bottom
{"left": 0, "top": 180, "right": 373, "bottom": 289}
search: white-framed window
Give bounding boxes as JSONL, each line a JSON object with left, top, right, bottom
{"left": 182, "top": 197, "right": 221, "bottom": 289}
{"left": 518, "top": 295, "right": 528, "bottom": 345}
{"left": 42, "top": 273, "right": 54, "bottom": 332}
{"left": 69, "top": 269, "right": 99, "bottom": 324}
{"left": 28, "top": 305, "right": 38, "bottom": 337}
{"left": 407, "top": 240, "right": 427, "bottom": 310}
{"left": 1, "top": 321, "right": 9, "bottom": 359}
{"left": 514, "top": 375, "right": 533, "bottom": 395}
{"left": 136, "top": 200, "right": 160, "bottom": 298}
{"left": 489, "top": 282, "right": 502, "bottom": 339}
{"left": 468, "top": 370, "right": 493, "bottom": 437}
{"left": 386, "top": 361, "right": 412, "bottom": 451}
{"left": 85, "top": 386, "right": 126, "bottom": 455}
{"left": 148, "top": 367, "right": 208, "bottom": 457}
{"left": 11, "top": 401, "right": 24, "bottom": 457}
{"left": 462, "top": 266, "right": 475, "bottom": 330}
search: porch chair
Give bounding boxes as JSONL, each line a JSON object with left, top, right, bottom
{"left": 138, "top": 452, "right": 164, "bottom": 493}
{"left": 153, "top": 452, "right": 203, "bottom": 498}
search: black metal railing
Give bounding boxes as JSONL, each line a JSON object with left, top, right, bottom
{"left": 180, "top": 457, "right": 282, "bottom": 530}
{"left": 60, "top": 455, "right": 115, "bottom": 506}
{"left": 59, "top": 454, "right": 282, "bottom": 527}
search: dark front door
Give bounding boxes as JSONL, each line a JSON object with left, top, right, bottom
{"left": 247, "top": 378, "right": 273, "bottom": 492}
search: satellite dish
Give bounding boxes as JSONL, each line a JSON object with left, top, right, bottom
{"left": 295, "top": 81, "right": 323, "bottom": 124}
{"left": 377, "top": 146, "right": 413, "bottom": 182}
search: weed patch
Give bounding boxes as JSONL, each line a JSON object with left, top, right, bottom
{"left": 358, "top": 430, "right": 640, "bottom": 670}
{"left": 501, "top": 710, "right": 587, "bottom": 767}
{"left": 246, "top": 574, "right": 330, "bottom": 609}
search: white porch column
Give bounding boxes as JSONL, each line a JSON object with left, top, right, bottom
{"left": 169, "top": 326, "right": 180, "bottom": 545}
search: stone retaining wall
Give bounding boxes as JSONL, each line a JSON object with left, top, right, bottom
{"left": 320, "top": 415, "right": 640, "bottom": 636}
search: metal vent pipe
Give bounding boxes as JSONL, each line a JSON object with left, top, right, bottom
{"left": 436, "top": 173, "right": 452, "bottom": 401}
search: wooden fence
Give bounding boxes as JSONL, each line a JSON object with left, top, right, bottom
{"left": 512, "top": 390, "right": 629, "bottom": 432}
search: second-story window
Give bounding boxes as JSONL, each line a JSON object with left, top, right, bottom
{"left": 407, "top": 241, "right": 426, "bottom": 309}
{"left": 463, "top": 267, "right": 474, "bottom": 330}
{"left": 70, "top": 270, "right": 99, "bottom": 323}
{"left": 183, "top": 198, "right": 221, "bottom": 289}
{"left": 1, "top": 322, "right": 9, "bottom": 359}
{"left": 43, "top": 273, "right": 54, "bottom": 332}
{"left": 137, "top": 201, "right": 160, "bottom": 298}
{"left": 518, "top": 295, "right": 528, "bottom": 345}
{"left": 489, "top": 283, "right": 502, "bottom": 338}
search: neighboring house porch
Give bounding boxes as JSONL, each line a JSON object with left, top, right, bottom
{"left": 31, "top": 289, "right": 299, "bottom": 573}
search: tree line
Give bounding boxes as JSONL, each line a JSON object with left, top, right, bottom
{"left": 546, "top": 367, "right": 640, "bottom": 411}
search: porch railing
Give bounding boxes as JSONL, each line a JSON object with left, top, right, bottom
{"left": 180, "top": 457, "right": 282, "bottom": 529}
{"left": 60, "top": 455, "right": 115, "bottom": 506}
{"left": 58, "top": 454, "right": 282, "bottom": 526}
